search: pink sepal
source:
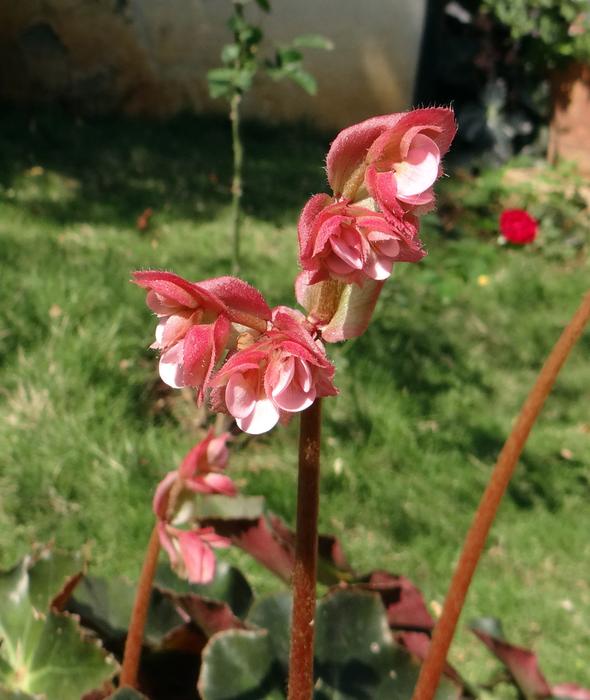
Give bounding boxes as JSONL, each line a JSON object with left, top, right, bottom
{"left": 199, "top": 276, "right": 272, "bottom": 321}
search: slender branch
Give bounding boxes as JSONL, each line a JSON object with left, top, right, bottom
{"left": 288, "top": 399, "right": 322, "bottom": 700}
{"left": 230, "top": 92, "right": 243, "bottom": 274}
{"left": 412, "top": 290, "right": 590, "bottom": 700}
{"left": 120, "top": 524, "right": 161, "bottom": 689}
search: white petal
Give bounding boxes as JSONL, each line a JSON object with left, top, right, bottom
{"left": 237, "top": 399, "right": 280, "bottom": 435}
{"left": 159, "top": 345, "right": 185, "bottom": 388}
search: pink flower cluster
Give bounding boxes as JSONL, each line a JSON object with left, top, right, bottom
{"left": 153, "top": 431, "right": 235, "bottom": 583}
{"left": 296, "top": 108, "right": 456, "bottom": 341}
{"left": 135, "top": 108, "right": 456, "bottom": 433}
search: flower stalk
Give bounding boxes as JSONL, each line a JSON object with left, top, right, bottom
{"left": 230, "top": 92, "right": 243, "bottom": 274}
{"left": 288, "top": 399, "right": 322, "bottom": 700}
{"left": 119, "top": 524, "right": 161, "bottom": 689}
{"left": 411, "top": 290, "right": 590, "bottom": 700}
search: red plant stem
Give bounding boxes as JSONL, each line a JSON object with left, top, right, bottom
{"left": 288, "top": 399, "right": 322, "bottom": 700}
{"left": 412, "top": 290, "right": 590, "bottom": 700}
{"left": 120, "top": 524, "right": 161, "bottom": 689}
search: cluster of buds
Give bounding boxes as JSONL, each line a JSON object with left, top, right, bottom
{"left": 135, "top": 108, "right": 456, "bottom": 434}
{"left": 137, "top": 108, "right": 456, "bottom": 582}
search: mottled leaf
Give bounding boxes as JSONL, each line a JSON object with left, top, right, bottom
{"left": 198, "top": 630, "right": 284, "bottom": 699}
{"left": 67, "top": 575, "right": 183, "bottom": 650}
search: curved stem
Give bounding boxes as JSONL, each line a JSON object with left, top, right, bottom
{"left": 412, "top": 290, "right": 590, "bottom": 700}
{"left": 288, "top": 399, "right": 322, "bottom": 700}
{"left": 120, "top": 524, "right": 161, "bottom": 689}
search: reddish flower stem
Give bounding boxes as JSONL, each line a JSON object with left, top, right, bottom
{"left": 120, "top": 524, "right": 161, "bottom": 689}
{"left": 412, "top": 290, "right": 590, "bottom": 700}
{"left": 288, "top": 399, "right": 322, "bottom": 700}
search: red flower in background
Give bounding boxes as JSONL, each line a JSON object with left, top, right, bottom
{"left": 500, "top": 209, "right": 538, "bottom": 245}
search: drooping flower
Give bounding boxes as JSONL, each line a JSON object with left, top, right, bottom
{"left": 211, "top": 307, "right": 338, "bottom": 435}
{"left": 153, "top": 431, "right": 235, "bottom": 584}
{"left": 157, "top": 524, "right": 230, "bottom": 585}
{"left": 327, "top": 107, "right": 457, "bottom": 218}
{"left": 499, "top": 209, "right": 538, "bottom": 245}
{"left": 133, "top": 271, "right": 271, "bottom": 400}
{"left": 298, "top": 194, "right": 424, "bottom": 286}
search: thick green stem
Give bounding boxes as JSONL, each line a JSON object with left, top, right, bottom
{"left": 411, "top": 290, "right": 590, "bottom": 700}
{"left": 120, "top": 525, "right": 160, "bottom": 689}
{"left": 230, "top": 92, "right": 243, "bottom": 274}
{"left": 288, "top": 399, "right": 322, "bottom": 700}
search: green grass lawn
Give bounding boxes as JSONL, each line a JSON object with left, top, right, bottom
{"left": 0, "top": 107, "right": 589, "bottom": 691}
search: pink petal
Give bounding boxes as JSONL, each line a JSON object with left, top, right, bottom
{"left": 198, "top": 528, "right": 232, "bottom": 549}
{"left": 295, "top": 357, "right": 313, "bottom": 392}
{"left": 327, "top": 113, "right": 403, "bottom": 195}
{"left": 185, "top": 473, "right": 237, "bottom": 496}
{"left": 269, "top": 356, "right": 295, "bottom": 396}
{"left": 200, "top": 473, "right": 237, "bottom": 496}
{"left": 157, "top": 522, "right": 179, "bottom": 568}
{"left": 330, "top": 236, "right": 364, "bottom": 270}
{"left": 159, "top": 311, "right": 196, "bottom": 349}
{"left": 153, "top": 471, "right": 178, "bottom": 519}
{"left": 237, "top": 398, "right": 280, "bottom": 435}
{"left": 394, "top": 134, "right": 440, "bottom": 197}
{"left": 178, "top": 437, "right": 208, "bottom": 479}
{"left": 159, "top": 344, "right": 185, "bottom": 388}
{"left": 225, "top": 372, "right": 257, "bottom": 419}
{"left": 365, "top": 166, "right": 405, "bottom": 219}
{"left": 273, "top": 381, "right": 316, "bottom": 413}
{"left": 206, "top": 433, "right": 230, "bottom": 470}
{"left": 364, "top": 252, "right": 394, "bottom": 281}
{"left": 298, "top": 193, "right": 333, "bottom": 261}
{"left": 181, "top": 325, "right": 214, "bottom": 392}
{"left": 177, "top": 531, "right": 216, "bottom": 584}
{"left": 199, "top": 277, "right": 272, "bottom": 320}
{"left": 133, "top": 271, "right": 205, "bottom": 310}
{"left": 146, "top": 290, "right": 180, "bottom": 316}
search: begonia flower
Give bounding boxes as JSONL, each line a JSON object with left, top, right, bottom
{"left": 133, "top": 271, "right": 271, "bottom": 400}
{"left": 153, "top": 431, "right": 236, "bottom": 583}
{"left": 298, "top": 194, "right": 424, "bottom": 286}
{"left": 158, "top": 523, "right": 230, "bottom": 584}
{"left": 327, "top": 107, "right": 456, "bottom": 218}
{"left": 211, "top": 307, "right": 338, "bottom": 435}
{"left": 294, "top": 108, "right": 456, "bottom": 343}
{"left": 499, "top": 209, "right": 538, "bottom": 245}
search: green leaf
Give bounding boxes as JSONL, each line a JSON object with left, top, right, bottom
{"left": 27, "top": 549, "right": 84, "bottom": 613}
{"left": 0, "top": 559, "right": 115, "bottom": 700}
{"left": 200, "top": 589, "right": 461, "bottom": 699}
{"left": 198, "top": 630, "right": 284, "bottom": 700}
{"left": 286, "top": 69, "right": 317, "bottom": 95}
{"left": 67, "top": 574, "right": 184, "bottom": 648}
{"left": 196, "top": 494, "right": 265, "bottom": 520}
{"left": 247, "top": 593, "right": 292, "bottom": 672}
{"left": 276, "top": 47, "right": 303, "bottom": 65}
{"left": 207, "top": 67, "right": 238, "bottom": 99}
{"left": 221, "top": 43, "right": 240, "bottom": 65}
{"left": 292, "top": 34, "right": 334, "bottom": 50}
{"left": 254, "top": 0, "right": 271, "bottom": 11}
{"left": 0, "top": 561, "right": 117, "bottom": 700}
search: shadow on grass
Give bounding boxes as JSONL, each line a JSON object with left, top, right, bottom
{"left": 0, "top": 105, "right": 330, "bottom": 228}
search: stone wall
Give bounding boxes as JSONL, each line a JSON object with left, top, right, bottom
{"left": 0, "top": 0, "right": 426, "bottom": 130}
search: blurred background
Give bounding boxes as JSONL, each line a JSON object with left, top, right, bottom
{"left": 0, "top": 0, "right": 589, "bottom": 691}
